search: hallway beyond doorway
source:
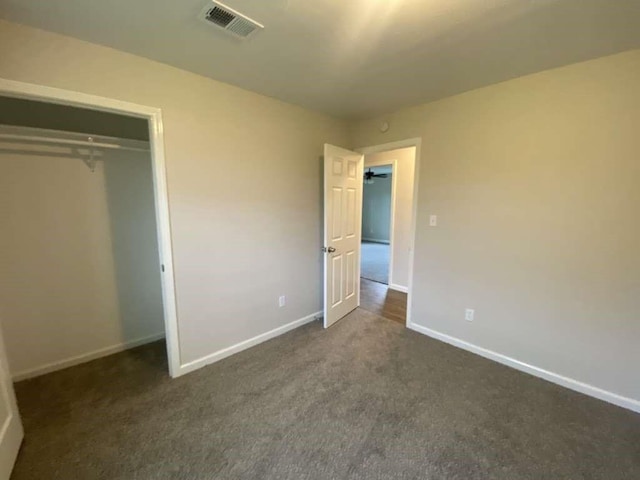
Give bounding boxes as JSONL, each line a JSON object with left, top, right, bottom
{"left": 359, "top": 278, "right": 407, "bottom": 325}
{"left": 360, "top": 241, "right": 390, "bottom": 285}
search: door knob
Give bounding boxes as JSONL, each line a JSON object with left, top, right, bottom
{"left": 322, "top": 246, "right": 337, "bottom": 253}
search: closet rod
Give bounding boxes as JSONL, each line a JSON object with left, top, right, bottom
{"left": 0, "top": 125, "right": 150, "bottom": 152}
{"left": 0, "top": 133, "right": 150, "bottom": 152}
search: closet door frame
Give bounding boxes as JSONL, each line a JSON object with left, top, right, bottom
{"left": 0, "top": 78, "right": 182, "bottom": 378}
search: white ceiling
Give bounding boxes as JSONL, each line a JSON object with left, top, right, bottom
{"left": 1, "top": 0, "right": 639, "bottom": 119}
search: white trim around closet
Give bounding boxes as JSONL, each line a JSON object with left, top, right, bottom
{"left": 0, "top": 78, "right": 182, "bottom": 378}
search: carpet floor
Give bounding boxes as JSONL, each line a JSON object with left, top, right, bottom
{"left": 12, "top": 309, "right": 640, "bottom": 479}
{"left": 361, "top": 242, "right": 390, "bottom": 284}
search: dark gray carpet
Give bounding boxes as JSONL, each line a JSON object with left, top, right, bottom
{"left": 11, "top": 309, "right": 640, "bottom": 479}
{"left": 361, "top": 241, "right": 390, "bottom": 284}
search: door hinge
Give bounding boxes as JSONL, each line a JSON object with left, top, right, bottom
{"left": 161, "top": 264, "right": 165, "bottom": 272}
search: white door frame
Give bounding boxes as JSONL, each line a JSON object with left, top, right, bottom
{"left": 362, "top": 158, "right": 398, "bottom": 288}
{"left": 356, "top": 138, "right": 422, "bottom": 327}
{"left": 0, "top": 78, "right": 181, "bottom": 377}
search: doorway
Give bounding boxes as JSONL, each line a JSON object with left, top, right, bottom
{"left": 0, "top": 78, "right": 181, "bottom": 476}
{"left": 0, "top": 87, "right": 183, "bottom": 473}
{"left": 0, "top": 96, "right": 168, "bottom": 381}
{"left": 322, "top": 140, "right": 420, "bottom": 329}
{"left": 361, "top": 164, "right": 393, "bottom": 285}
{"left": 357, "top": 143, "right": 419, "bottom": 326}
{"left": 0, "top": 79, "right": 180, "bottom": 378}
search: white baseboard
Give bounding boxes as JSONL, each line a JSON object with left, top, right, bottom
{"left": 178, "top": 311, "right": 322, "bottom": 376}
{"left": 362, "top": 238, "right": 390, "bottom": 244}
{"left": 408, "top": 322, "right": 640, "bottom": 414}
{"left": 388, "top": 283, "right": 408, "bottom": 293}
{"left": 12, "top": 332, "right": 166, "bottom": 382}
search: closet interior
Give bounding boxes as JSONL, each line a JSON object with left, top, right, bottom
{"left": 0, "top": 96, "right": 167, "bottom": 381}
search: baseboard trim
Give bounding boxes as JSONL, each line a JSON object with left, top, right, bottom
{"left": 362, "top": 238, "right": 390, "bottom": 244}
{"left": 388, "top": 283, "right": 408, "bottom": 293}
{"left": 408, "top": 322, "right": 640, "bottom": 414}
{"left": 178, "top": 311, "right": 322, "bottom": 377}
{"left": 12, "top": 332, "right": 166, "bottom": 382}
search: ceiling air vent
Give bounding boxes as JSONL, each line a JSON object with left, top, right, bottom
{"left": 199, "top": 1, "right": 264, "bottom": 39}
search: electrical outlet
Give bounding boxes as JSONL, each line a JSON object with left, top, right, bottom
{"left": 430, "top": 215, "right": 438, "bottom": 227}
{"left": 278, "top": 295, "right": 286, "bottom": 308}
{"left": 465, "top": 309, "right": 474, "bottom": 322}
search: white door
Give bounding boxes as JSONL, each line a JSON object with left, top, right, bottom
{"left": 0, "top": 325, "right": 23, "bottom": 479}
{"left": 323, "top": 144, "right": 364, "bottom": 328}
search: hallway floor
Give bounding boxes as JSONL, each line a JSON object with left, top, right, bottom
{"left": 359, "top": 278, "right": 407, "bottom": 325}
{"left": 360, "top": 241, "right": 390, "bottom": 284}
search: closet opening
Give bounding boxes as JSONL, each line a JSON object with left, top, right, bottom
{"left": 0, "top": 93, "right": 177, "bottom": 383}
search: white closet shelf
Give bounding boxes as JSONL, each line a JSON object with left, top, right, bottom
{"left": 0, "top": 124, "right": 150, "bottom": 152}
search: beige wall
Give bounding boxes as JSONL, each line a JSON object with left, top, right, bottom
{"left": 0, "top": 19, "right": 349, "bottom": 367}
{"left": 352, "top": 50, "right": 640, "bottom": 403}
{"left": 0, "top": 144, "right": 164, "bottom": 378}
{"left": 363, "top": 148, "right": 416, "bottom": 289}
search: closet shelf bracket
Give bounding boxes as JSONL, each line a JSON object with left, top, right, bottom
{"left": 0, "top": 124, "right": 151, "bottom": 175}
{"left": 82, "top": 137, "right": 98, "bottom": 172}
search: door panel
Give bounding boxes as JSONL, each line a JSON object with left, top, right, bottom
{"left": 345, "top": 251, "right": 356, "bottom": 300}
{"left": 346, "top": 188, "right": 356, "bottom": 236}
{"left": 0, "top": 325, "right": 23, "bottom": 479}
{"left": 323, "top": 144, "right": 364, "bottom": 328}
{"left": 331, "top": 255, "right": 343, "bottom": 307}
{"left": 331, "top": 187, "right": 343, "bottom": 240}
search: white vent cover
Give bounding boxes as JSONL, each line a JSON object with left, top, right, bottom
{"left": 199, "top": 1, "right": 264, "bottom": 39}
